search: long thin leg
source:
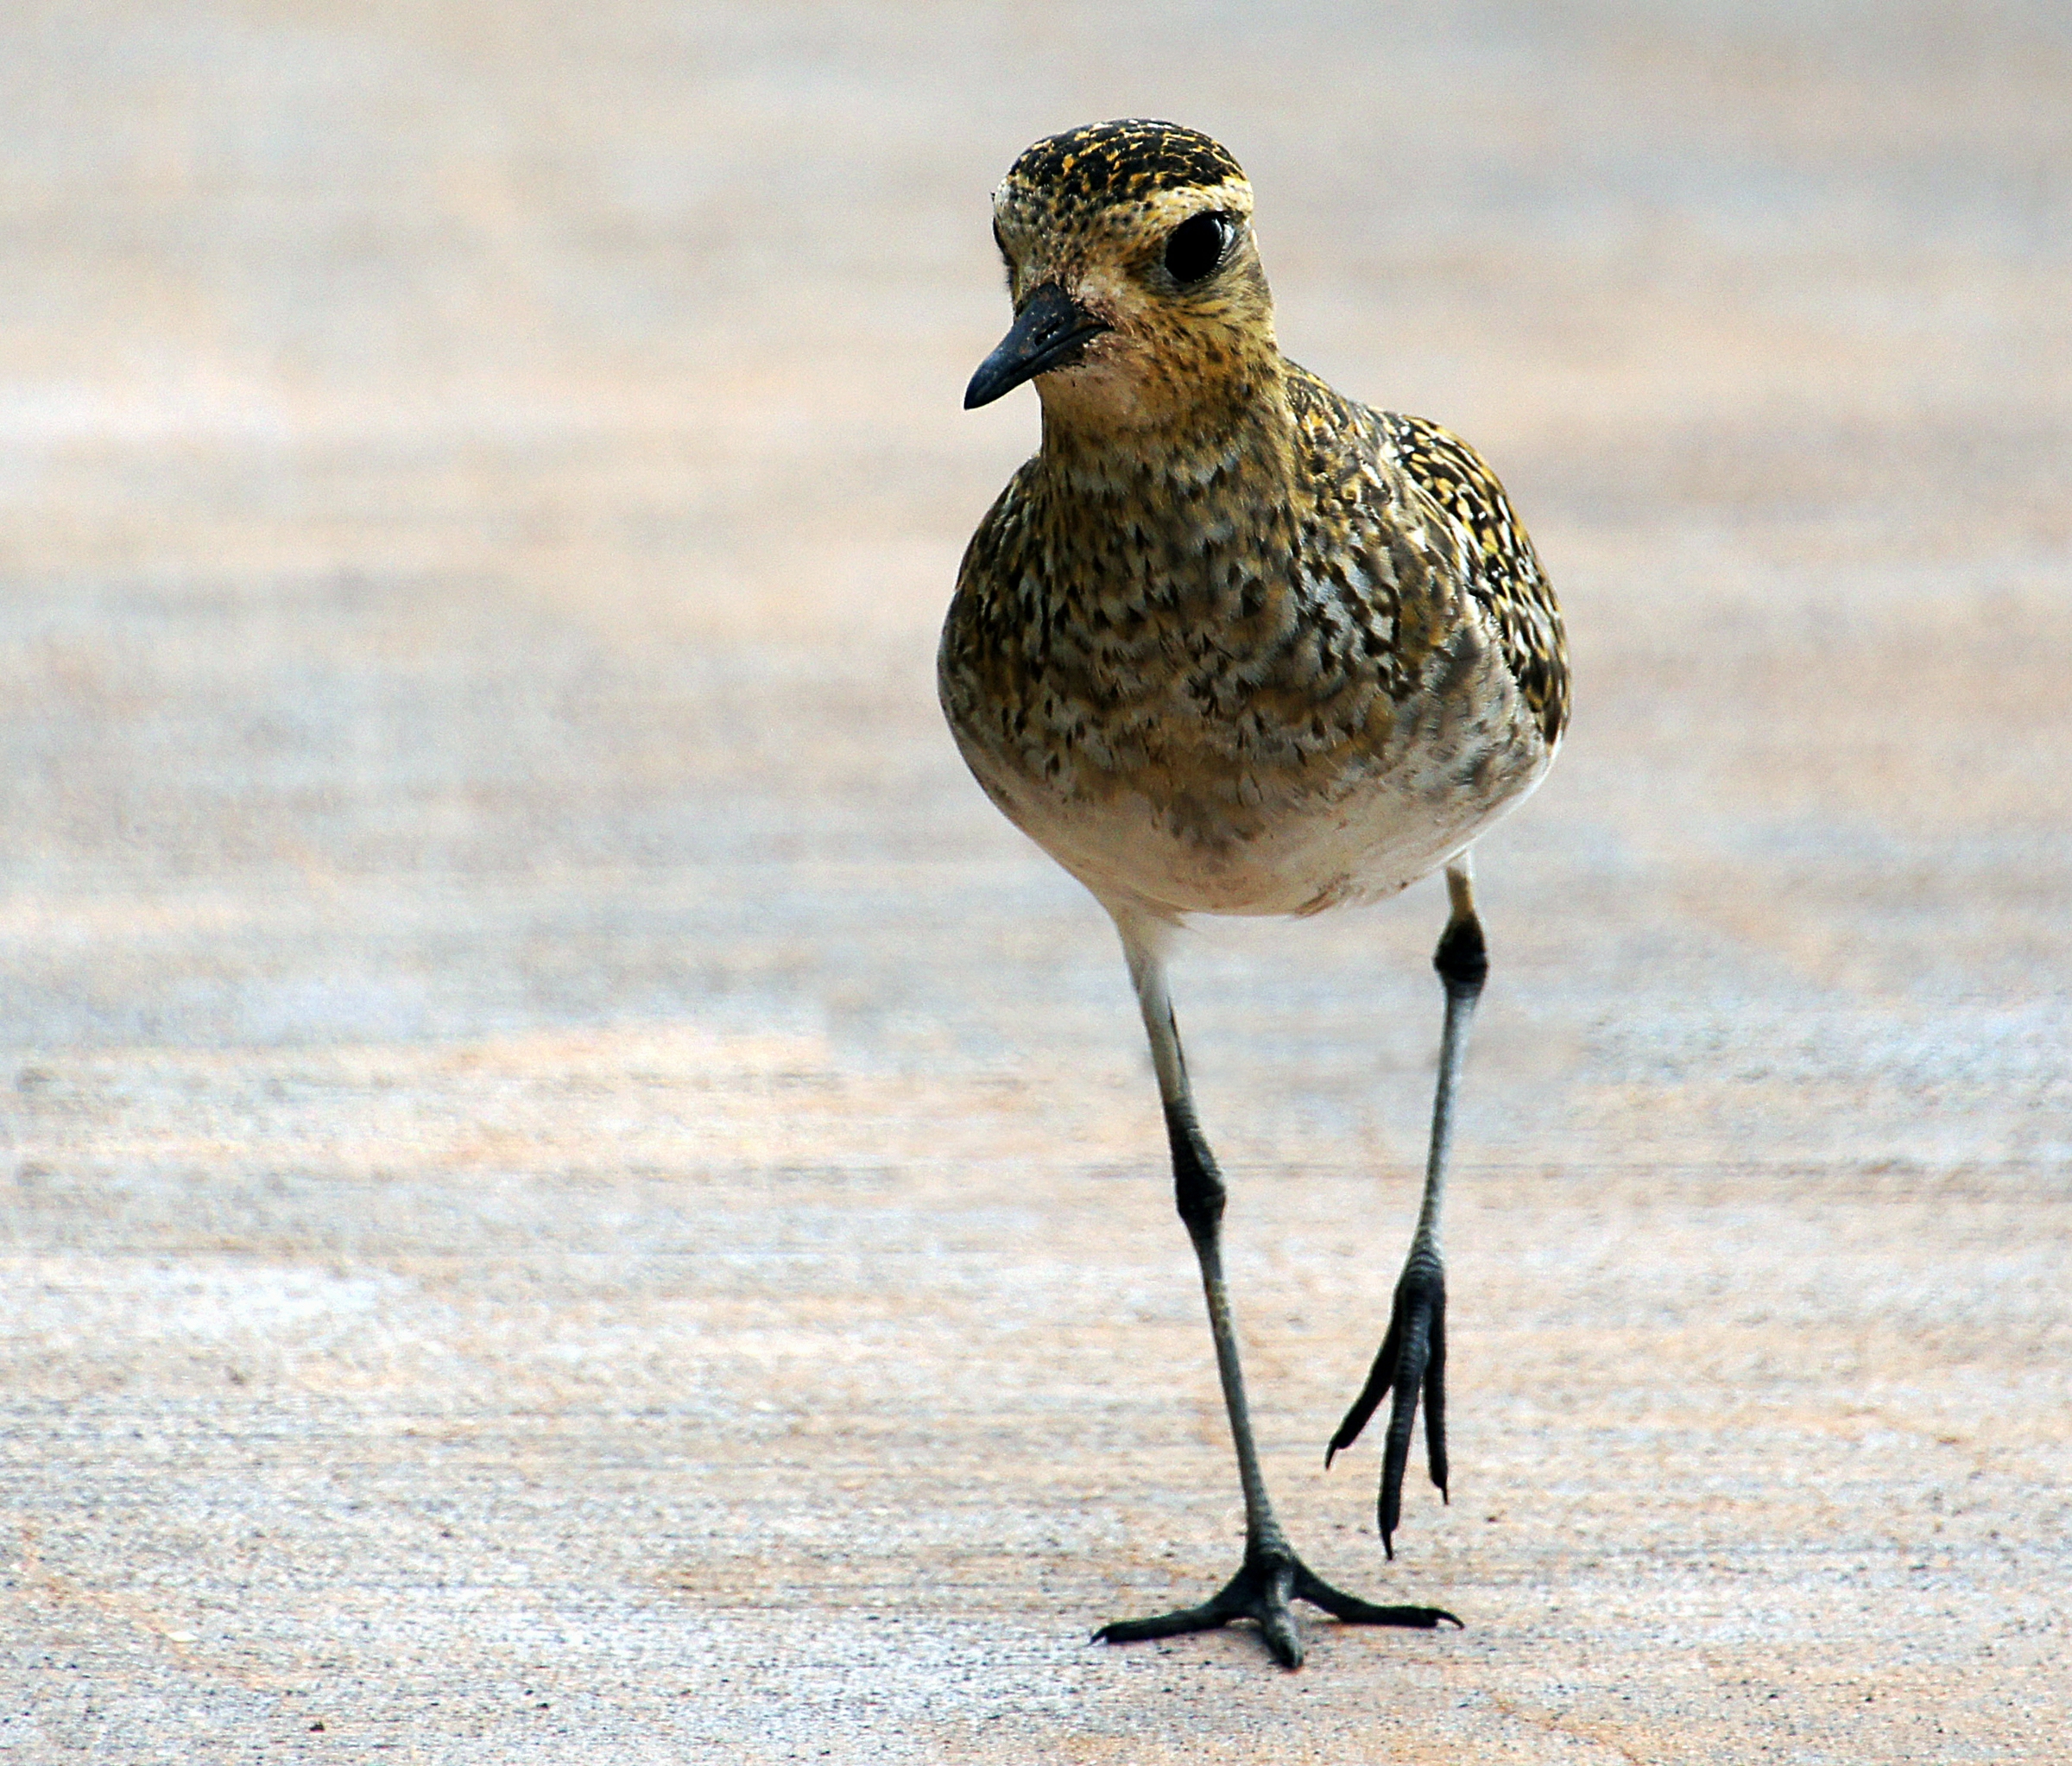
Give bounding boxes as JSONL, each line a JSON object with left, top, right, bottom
{"left": 1328, "top": 856, "right": 1488, "bottom": 1557}
{"left": 1117, "top": 916, "right": 1279, "bottom": 1555}
{"left": 1092, "top": 906, "right": 1458, "bottom": 1667}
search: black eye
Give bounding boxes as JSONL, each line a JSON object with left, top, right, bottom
{"left": 1163, "top": 212, "right": 1231, "bottom": 285}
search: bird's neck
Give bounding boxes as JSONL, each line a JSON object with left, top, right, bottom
{"left": 1033, "top": 351, "right": 1303, "bottom": 510}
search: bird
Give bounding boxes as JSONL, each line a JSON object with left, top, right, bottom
{"left": 938, "top": 119, "right": 1569, "bottom": 1669}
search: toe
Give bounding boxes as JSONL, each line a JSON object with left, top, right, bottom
{"left": 1327, "top": 1312, "right": 1402, "bottom": 1465}
{"left": 1423, "top": 1288, "right": 1449, "bottom": 1497}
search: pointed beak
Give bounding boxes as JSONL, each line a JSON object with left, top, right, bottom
{"left": 963, "top": 282, "right": 1111, "bottom": 409}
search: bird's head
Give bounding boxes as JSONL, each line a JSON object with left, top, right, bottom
{"left": 965, "top": 120, "right": 1277, "bottom": 434}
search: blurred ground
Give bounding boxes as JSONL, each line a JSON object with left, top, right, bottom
{"left": 2, "top": 2, "right": 2069, "bottom": 1761}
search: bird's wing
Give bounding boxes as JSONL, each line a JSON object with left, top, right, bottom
{"left": 1381, "top": 413, "right": 1570, "bottom": 749}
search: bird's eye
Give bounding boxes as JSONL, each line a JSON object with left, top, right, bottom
{"left": 1163, "top": 212, "right": 1232, "bottom": 286}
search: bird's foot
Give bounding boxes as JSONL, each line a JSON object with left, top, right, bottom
{"left": 1092, "top": 1539, "right": 1459, "bottom": 1669}
{"left": 1327, "top": 1252, "right": 1447, "bottom": 1557}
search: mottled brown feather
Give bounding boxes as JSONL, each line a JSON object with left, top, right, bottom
{"left": 941, "top": 123, "right": 1567, "bottom": 917}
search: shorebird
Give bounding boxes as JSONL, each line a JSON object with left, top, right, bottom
{"left": 939, "top": 120, "right": 1569, "bottom": 1668}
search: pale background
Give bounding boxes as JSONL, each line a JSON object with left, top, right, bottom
{"left": 2, "top": 3, "right": 2068, "bottom": 1761}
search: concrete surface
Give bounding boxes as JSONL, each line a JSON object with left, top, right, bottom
{"left": 3, "top": 2, "right": 2069, "bottom": 1760}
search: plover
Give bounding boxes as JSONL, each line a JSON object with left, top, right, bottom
{"left": 940, "top": 119, "right": 1569, "bottom": 1668}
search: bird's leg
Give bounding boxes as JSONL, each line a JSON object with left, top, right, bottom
{"left": 1329, "top": 857, "right": 1486, "bottom": 1558}
{"left": 1092, "top": 910, "right": 1459, "bottom": 1668}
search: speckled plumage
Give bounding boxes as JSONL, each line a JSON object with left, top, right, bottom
{"left": 941, "top": 121, "right": 1567, "bottom": 921}
{"left": 1002, "top": 117, "right": 1246, "bottom": 215}
{"left": 938, "top": 121, "right": 1570, "bottom": 1667}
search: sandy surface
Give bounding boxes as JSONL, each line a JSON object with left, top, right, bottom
{"left": 3, "top": 2, "right": 2069, "bottom": 1761}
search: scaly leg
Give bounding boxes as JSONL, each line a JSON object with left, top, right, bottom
{"left": 1329, "top": 857, "right": 1487, "bottom": 1557}
{"left": 1093, "top": 907, "right": 1459, "bottom": 1668}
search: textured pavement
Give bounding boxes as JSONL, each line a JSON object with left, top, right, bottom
{"left": 3, "top": 3, "right": 2069, "bottom": 1761}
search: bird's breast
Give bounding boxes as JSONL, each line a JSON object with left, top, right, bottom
{"left": 938, "top": 516, "right": 1551, "bottom": 917}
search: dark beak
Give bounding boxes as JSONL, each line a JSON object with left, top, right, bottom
{"left": 963, "top": 282, "right": 1110, "bottom": 409}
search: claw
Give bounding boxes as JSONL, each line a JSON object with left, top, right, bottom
{"left": 1329, "top": 1259, "right": 1448, "bottom": 1557}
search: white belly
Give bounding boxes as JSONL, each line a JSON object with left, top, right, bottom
{"left": 958, "top": 714, "right": 1552, "bottom": 920}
